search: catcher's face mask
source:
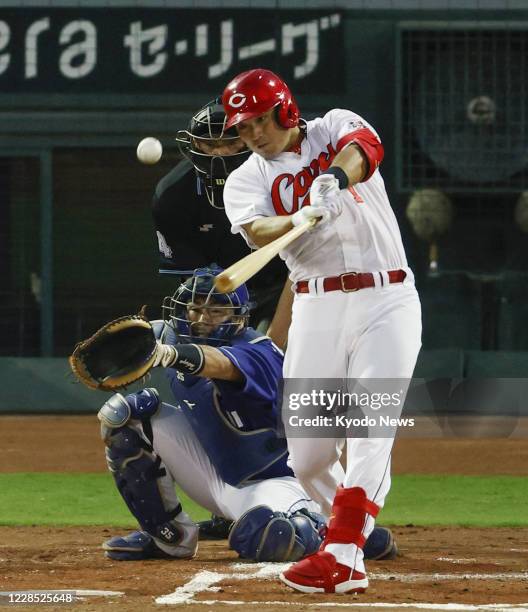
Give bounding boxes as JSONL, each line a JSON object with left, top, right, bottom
{"left": 163, "top": 267, "right": 251, "bottom": 346}
{"left": 175, "top": 97, "right": 251, "bottom": 209}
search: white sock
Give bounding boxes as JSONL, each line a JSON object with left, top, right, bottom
{"left": 324, "top": 543, "right": 365, "bottom": 574}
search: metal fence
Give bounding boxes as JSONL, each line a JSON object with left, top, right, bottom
{"left": 0, "top": 156, "right": 42, "bottom": 356}
{"left": 0, "top": 149, "right": 179, "bottom": 356}
{"left": 397, "top": 22, "right": 528, "bottom": 193}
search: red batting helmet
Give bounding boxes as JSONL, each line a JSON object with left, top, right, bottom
{"left": 222, "top": 69, "right": 300, "bottom": 130}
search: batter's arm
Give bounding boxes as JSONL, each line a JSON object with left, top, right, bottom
{"left": 266, "top": 278, "right": 294, "bottom": 351}
{"left": 331, "top": 144, "right": 368, "bottom": 185}
{"left": 242, "top": 217, "right": 293, "bottom": 248}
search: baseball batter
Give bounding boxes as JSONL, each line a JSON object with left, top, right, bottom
{"left": 221, "top": 69, "right": 422, "bottom": 593}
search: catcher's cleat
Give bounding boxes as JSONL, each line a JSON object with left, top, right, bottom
{"left": 363, "top": 526, "right": 398, "bottom": 560}
{"left": 103, "top": 530, "right": 196, "bottom": 561}
{"left": 279, "top": 550, "right": 368, "bottom": 594}
{"left": 198, "top": 515, "right": 233, "bottom": 541}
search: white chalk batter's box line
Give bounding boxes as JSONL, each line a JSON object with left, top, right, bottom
{"left": 155, "top": 562, "right": 528, "bottom": 609}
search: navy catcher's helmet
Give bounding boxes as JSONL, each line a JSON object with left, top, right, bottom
{"left": 162, "top": 266, "right": 251, "bottom": 346}
{"left": 175, "top": 98, "right": 250, "bottom": 208}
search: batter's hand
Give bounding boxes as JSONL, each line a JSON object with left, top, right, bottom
{"left": 310, "top": 174, "right": 340, "bottom": 206}
{"left": 291, "top": 205, "right": 331, "bottom": 229}
{"left": 310, "top": 174, "right": 343, "bottom": 217}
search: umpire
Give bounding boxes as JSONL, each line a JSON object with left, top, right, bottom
{"left": 152, "top": 97, "right": 287, "bottom": 332}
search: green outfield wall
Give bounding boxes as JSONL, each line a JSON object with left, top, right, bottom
{"left": 0, "top": 351, "right": 526, "bottom": 414}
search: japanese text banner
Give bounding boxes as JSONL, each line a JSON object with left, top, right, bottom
{"left": 0, "top": 9, "right": 344, "bottom": 94}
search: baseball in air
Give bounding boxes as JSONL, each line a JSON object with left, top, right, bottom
{"left": 137, "top": 137, "right": 163, "bottom": 165}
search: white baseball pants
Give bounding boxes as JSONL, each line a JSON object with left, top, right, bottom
{"left": 283, "top": 282, "right": 422, "bottom": 517}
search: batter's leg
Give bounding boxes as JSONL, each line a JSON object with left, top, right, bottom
{"left": 281, "top": 286, "right": 421, "bottom": 592}
{"left": 282, "top": 292, "right": 349, "bottom": 516}
{"left": 285, "top": 440, "right": 344, "bottom": 518}
{"left": 325, "top": 285, "right": 422, "bottom": 574}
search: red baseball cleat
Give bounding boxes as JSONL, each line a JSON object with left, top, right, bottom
{"left": 279, "top": 550, "right": 368, "bottom": 594}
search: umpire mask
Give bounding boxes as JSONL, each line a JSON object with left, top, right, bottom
{"left": 163, "top": 266, "right": 251, "bottom": 346}
{"left": 175, "top": 98, "right": 251, "bottom": 209}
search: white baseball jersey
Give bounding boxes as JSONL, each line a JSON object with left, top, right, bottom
{"left": 224, "top": 109, "right": 411, "bottom": 283}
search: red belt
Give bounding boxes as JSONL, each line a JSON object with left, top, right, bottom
{"left": 295, "top": 269, "right": 407, "bottom": 294}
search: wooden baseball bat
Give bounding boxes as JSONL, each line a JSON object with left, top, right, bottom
{"left": 214, "top": 219, "right": 316, "bottom": 293}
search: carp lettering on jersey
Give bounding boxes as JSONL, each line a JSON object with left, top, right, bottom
{"left": 270, "top": 139, "right": 364, "bottom": 216}
{"left": 271, "top": 142, "right": 336, "bottom": 215}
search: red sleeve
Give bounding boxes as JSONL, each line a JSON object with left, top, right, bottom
{"left": 336, "top": 128, "right": 385, "bottom": 181}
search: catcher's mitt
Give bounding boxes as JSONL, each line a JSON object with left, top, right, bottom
{"left": 69, "top": 313, "right": 157, "bottom": 391}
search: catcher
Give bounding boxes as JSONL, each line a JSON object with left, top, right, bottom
{"left": 70, "top": 267, "right": 397, "bottom": 562}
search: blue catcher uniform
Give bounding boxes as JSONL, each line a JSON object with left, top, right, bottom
{"left": 162, "top": 323, "right": 292, "bottom": 486}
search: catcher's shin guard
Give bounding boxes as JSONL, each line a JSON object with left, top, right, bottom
{"left": 280, "top": 486, "right": 379, "bottom": 593}
{"left": 229, "top": 505, "right": 325, "bottom": 562}
{"left": 363, "top": 526, "right": 398, "bottom": 560}
{"left": 103, "top": 517, "right": 198, "bottom": 561}
{"left": 104, "top": 426, "right": 198, "bottom": 559}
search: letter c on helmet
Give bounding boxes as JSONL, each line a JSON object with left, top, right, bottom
{"left": 228, "top": 93, "right": 247, "bottom": 109}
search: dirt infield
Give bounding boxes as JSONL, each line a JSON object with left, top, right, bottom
{"left": 3, "top": 414, "right": 528, "bottom": 474}
{"left": 2, "top": 416, "right": 528, "bottom": 611}
{"left": 2, "top": 525, "right": 528, "bottom": 611}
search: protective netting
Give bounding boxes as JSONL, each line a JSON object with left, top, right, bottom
{"left": 399, "top": 26, "right": 528, "bottom": 191}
